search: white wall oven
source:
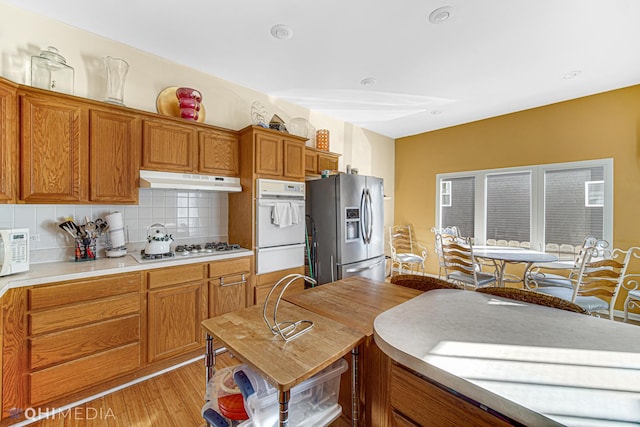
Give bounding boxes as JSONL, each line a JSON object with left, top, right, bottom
{"left": 255, "top": 179, "right": 305, "bottom": 274}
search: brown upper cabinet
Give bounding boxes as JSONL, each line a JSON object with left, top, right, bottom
{"left": 304, "top": 146, "right": 341, "bottom": 177}
{"left": 141, "top": 118, "right": 197, "bottom": 172}
{"left": 90, "top": 108, "right": 141, "bottom": 204}
{"left": 199, "top": 129, "right": 240, "bottom": 176}
{"left": 19, "top": 88, "right": 141, "bottom": 204}
{"left": 141, "top": 117, "right": 239, "bottom": 177}
{"left": 20, "top": 90, "right": 89, "bottom": 203}
{"left": 0, "top": 78, "right": 18, "bottom": 203}
{"left": 240, "top": 126, "right": 306, "bottom": 180}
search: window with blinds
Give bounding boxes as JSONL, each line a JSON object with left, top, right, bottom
{"left": 435, "top": 159, "right": 612, "bottom": 251}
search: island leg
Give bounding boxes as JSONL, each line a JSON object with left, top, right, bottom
{"left": 203, "top": 333, "right": 216, "bottom": 427}
{"left": 278, "top": 389, "right": 291, "bottom": 426}
{"left": 351, "top": 347, "right": 360, "bottom": 426}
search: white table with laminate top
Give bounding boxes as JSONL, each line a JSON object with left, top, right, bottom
{"left": 374, "top": 289, "right": 640, "bottom": 426}
{"left": 473, "top": 246, "right": 558, "bottom": 286}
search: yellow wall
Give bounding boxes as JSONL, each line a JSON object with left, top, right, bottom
{"left": 395, "top": 84, "right": 640, "bottom": 284}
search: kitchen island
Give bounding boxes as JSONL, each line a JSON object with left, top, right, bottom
{"left": 374, "top": 289, "right": 640, "bottom": 426}
{"left": 284, "top": 277, "right": 422, "bottom": 426}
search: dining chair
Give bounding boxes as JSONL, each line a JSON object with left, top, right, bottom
{"left": 624, "top": 283, "right": 640, "bottom": 322}
{"left": 534, "top": 246, "right": 640, "bottom": 320}
{"left": 431, "top": 226, "right": 462, "bottom": 278}
{"left": 389, "top": 225, "right": 427, "bottom": 276}
{"left": 526, "top": 236, "right": 602, "bottom": 290}
{"left": 390, "top": 274, "right": 463, "bottom": 292}
{"left": 476, "top": 287, "right": 588, "bottom": 314}
{"left": 440, "top": 235, "right": 497, "bottom": 290}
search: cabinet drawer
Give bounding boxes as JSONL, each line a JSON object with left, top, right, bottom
{"left": 28, "top": 273, "right": 140, "bottom": 311}
{"left": 210, "top": 274, "right": 247, "bottom": 317}
{"left": 29, "top": 293, "right": 139, "bottom": 335}
{"left": 30, "top": 314, "right": 140, "bottom": 370}
{"left": 208, "top": 257, "right": 251, "bottom": 278}
{"left": 30, "top": 342, "right": 141, "bottom": 405}
{"left": 147, "top": 264, "right": 205, "bottom": 289}
{"left": 390, "top": 364, "right": 511, "bottom": 427}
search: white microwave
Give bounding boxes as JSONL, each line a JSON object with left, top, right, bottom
{"left": 0, "top": 229, "right": 30, "bottom": 277}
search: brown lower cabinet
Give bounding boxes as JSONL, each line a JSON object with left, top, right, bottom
{"left": 208, "top": 257, "right": 251, "bottom": 317}
{"left": 389, "top": 363, "right": 512, "bottom": 426}
{"left": 1, "top": 255, "right": 253, "bottom": 420}
{"left": 254, "top": 266, "right": 305, "bottom": 305}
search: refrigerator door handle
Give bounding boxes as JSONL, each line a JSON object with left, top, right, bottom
{"left": 360, "top": 189, "right": 367, "bottom": 244}
{"left": 366, "top": 188, "right": 373, "bottom": 244}
{"left": 345, "top": 257, "right": 384, "bottom": 273}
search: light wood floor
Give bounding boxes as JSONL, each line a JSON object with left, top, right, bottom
{"left": 27, "top": 352, "right": 240, "bottom": 427}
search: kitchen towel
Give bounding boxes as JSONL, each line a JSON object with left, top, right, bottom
{"left": 272, "top": 202, "right": 300, "bottom": 228}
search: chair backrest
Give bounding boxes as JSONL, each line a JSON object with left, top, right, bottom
{"left": 440, "top": 235, "right": 482, "bottom": 283}
{"left": 389, "top": 225, "right": 417, "bottom": 256}
{"left": 431, "top": 226, "right": 462, "bottom": 262}
{"left": 477, "top": 287, "right": 588, "bottom": 314}
{"left": 390, "top": 274, "right": 463, "bottom": 292}
{"left": 567, "top": 236, "right": 608, "bottom": 279}
{"left": 573, "top": 246, "right": 640, "bottom": 318}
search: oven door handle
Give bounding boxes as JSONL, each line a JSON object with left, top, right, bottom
{"left": 257, "top": 243, "right": 305, "bottom": 252}
{"left": 258, "top": 199, "right": 305, "bottom": 207}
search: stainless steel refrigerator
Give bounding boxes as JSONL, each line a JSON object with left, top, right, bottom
{"left": 306, "top": 174, "right": 385, "bottom": 284}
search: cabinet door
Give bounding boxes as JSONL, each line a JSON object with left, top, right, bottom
{"left": 209, "top": 273, "right": 247, "bottom": 317}
{"left": 147, "top": 282, "right": 204, "bottom": 363}
{"left": 89, "top": 109, "right": 141, "bottom": 203}
{"left": 283, "top": 139, "right": 305, "bottom": 179}
{"left": 20, "top": 93, "right": 88, "bottom": 203}
{"left": 254, "top": 266, "right": 305, "bottom": 305}
{"left": 304, "top": 150, "right": 318, "bottom": 175}
{"left": 141, "top": 118, "right": 197, "bottom": 172}
{"left": 0, "top": 82, "right": 17, "bottom": 203}
{"left": 199, "top": 130, "right": 239, "bottom": 176}
{"left": 255, "top": 132, "right": 282, "bottom": 176}
{"left": 318, "top": 153, "right": 339, "bottom": 172}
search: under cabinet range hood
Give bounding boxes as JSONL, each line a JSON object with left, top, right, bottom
{"left": 139, "top": 170, "right": 242, "bottom": 192}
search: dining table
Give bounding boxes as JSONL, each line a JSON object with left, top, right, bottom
{"left": 473, "top": 246, "right": 558, "bottom": 287}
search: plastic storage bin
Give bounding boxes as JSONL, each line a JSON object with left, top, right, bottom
{"left": 235, "top": 358, "right": 347, "bottom": 427}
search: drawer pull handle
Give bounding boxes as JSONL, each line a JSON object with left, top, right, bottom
{"left": 220, "top": 274, "right": 246, "bottom": 287}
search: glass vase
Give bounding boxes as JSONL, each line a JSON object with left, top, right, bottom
{"left": 104, "top": 56, "right": 129, "bottom": 105}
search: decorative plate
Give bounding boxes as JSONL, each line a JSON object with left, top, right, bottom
{"left": 156, "top": 86, "right": 206, "bottom": 123}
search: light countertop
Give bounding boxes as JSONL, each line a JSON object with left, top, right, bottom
{"left": 374, "top": 289, "right": 640, "bottom": 426}
{"left": 0, "top": 249, "right": 253, "bottom": 298}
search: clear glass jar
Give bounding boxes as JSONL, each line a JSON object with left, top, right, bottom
{"left": 31, "top": 46, "right": 74, "bottom": 94}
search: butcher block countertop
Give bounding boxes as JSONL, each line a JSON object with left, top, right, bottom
{"left": 201, "top": 300, "right": 364, "bottom": 391}
{"left": 374, "top": 289, "right": 640, "bottom": 426}
{"left": 0, "top": 249, "right": 253, "bottom": 298}
{"left": 283, "top": 276, "right": 422, "bottom": 336}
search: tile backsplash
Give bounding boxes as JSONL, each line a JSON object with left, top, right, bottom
{"left": 0, "top": 189, "right": 229, "bottom": 263}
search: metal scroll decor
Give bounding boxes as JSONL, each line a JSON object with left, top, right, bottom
{"left": 263, "top": 274, "right": 317, "bottom": 342}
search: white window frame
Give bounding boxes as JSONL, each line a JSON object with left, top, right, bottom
{"left": 441, "top": 180, "right": 452, "bottom": 207}
{"left": 585, "top": 180, "right": 605, "bottom": 207}
{"left": 435, "top": 158, "right": 613, "bottom": 251}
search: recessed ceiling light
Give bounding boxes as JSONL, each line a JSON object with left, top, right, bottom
{"left": 430, "top": 110, "right": 443, "bottom": 115}
{"left": 429, "top": 6, "right": 454, "bottom": 24}
{"left": 562, "top": 70, "right": 581, "bottom": 79}
{"left": 360, "top": 77, "right": 377, "bottom": 87}
{"left": 270, "top": 24, "right": 293, "bottom": 40}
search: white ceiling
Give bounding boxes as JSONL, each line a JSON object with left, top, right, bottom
{"left": 5, "top": 0, "right": 640, "bottom": 139}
